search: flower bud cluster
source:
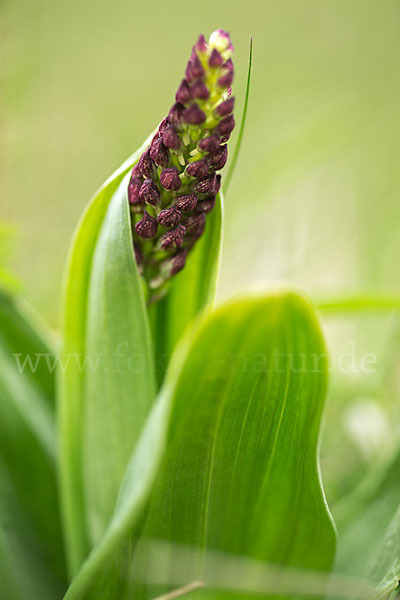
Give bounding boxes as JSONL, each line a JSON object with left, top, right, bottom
{"left": 129, "top": 29, "right": 235, "bottom": 298}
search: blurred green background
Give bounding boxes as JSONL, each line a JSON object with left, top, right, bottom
{"left": 3, "top": 0, "right": 400, "bottom": 530}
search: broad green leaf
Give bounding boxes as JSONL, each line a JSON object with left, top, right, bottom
{"left": 64, "top": 290, "right": 335, "bottom": 600}
{"left": 0, "top": 290, "right": 67, "bottom": 599}
{"left": 149, "top": 193, "right": 223, "bottom": 385}
{"left": 370, "top": 504, "right": 400, "bottom": 599}
{"left": 59, "top": 134, "right": 157, "bottom": 576}
{"left": 333, "top": 447, "right": 400, "bottom": 582}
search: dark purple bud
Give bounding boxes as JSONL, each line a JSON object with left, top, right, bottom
{"left": 198, "top": 134, "right": 221, "bottom": 153}
{"left": 175, "top": 193, "right": 197, "bottom": 211}
{"left": 186, "top": 159, "right": 208, "bottom": 179}
{"left": 185, "top": 55, "right": 205, "bottom": 82}
{"left": 163, "top": 126, "right": 181, "bottom": 151}
{"left": 135, "top": 212, "right": 158, "bottom": 238}
{"left": 217, "top": 115, "right": 235, "bottom": 136}
{"left": 183, "top": 104, "right": 206, "bottom": 125}
{"left": 150, "top": 137, "right": 170, "bottom": 167}
{"left": 131, "top": 163, "right": 142, "bottom": 179}
{"left": 197, "top": 196, "right": 216, "bottom": 214}
{"left": 139, "top": 179, "right": 160, "bottom": 206}
{"left": 160, "top": 167, "right": 181, "bottom": 191}
{"left": 218, "top": 60, "right": 234, "bottom": 88}
{"left": 175, "top": 79, "right": 192, "bottom": 105}
{"left": 168, "top": 102, "right": 184, "bottom": 125}
{"left": 158, "top": 205, "right": 181, "bottom": 227}
{"left": 216, "top": 97, "right": 235, "bottom": 117}
{"left": 161, "top": 224, "right": 186, "bottom": 249}
{"left": 170, "top": 249, "right": 188, "bottom": 275}
{"left": 194, "top": 34, "right": 207, "bottom": 53}
{"left": 184, "top": 213, "right": 206, "bottom": 239}
{"left": 128, "top": 177, "right": 142, "bottom": 205}
{"left": 133, "top": 243, "right": 143, "bottom": 267}
{"left": 208, "top": 48, "right": 223, "bottom": 68}
{"left": 138, "top": 149, "right": 154, "bottom": 178}
{"left": 158, "top": 118, "right": 169, "bottom": 135}
{"left": 194, "top": 173, "right": 217, "bottom": 195}
{"left": 215, "top": 174, "right": 221, "bottom": 194}
{"left": 190, "top": 81, "right": 209, "bottom": 100}
{"left": 208, "top": 145, "right": 228, "bottom": 171}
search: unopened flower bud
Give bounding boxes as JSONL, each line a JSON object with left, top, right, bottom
{"left": 218, "top": 60, "right": 234, "bottom": 88}
{"left": 171, "top": 249, "right": 187, "bottom": 275}
{"left": 191, "top": 81, "right": 210, "bottom": 100}
{"left": 168, "top": 102, "right": 184, "bottom": 125}
{"left": 175, "top": 79, "right": 192, "bottom": 105}
{"left": 208, "top": 48, "right": 223, "bottom": 68}
{"left": 135, "top": 212, "right": 158, "bottom": 238}
{"left": 128, "top": 177, "right": 143, "bottom": 205}
{"left": 133, "top": 243, "right": 143, "bottom": 267}
{"left": 215, "top": 174, "right": 222, "bottom": 194}
{"left": 186, "top": 159, "right": 208, "bottom": 179}
{"left": 138, "top": 149, "right": 154, "bottom": 178}
{"left": 185, "top": 55, "right": 205, "bottom": 82}
{"left": 197, "top": 196, "right": 216, "bottom": 214}
{"left": 163, "top": 126, "right": 181, "bottom": 151}
{"left": 158, "top": 205, "right": 181, "bottom": 227}
{"left": 161, "top": 224, "right": 186, "bottom": 249}
{"left": 183, "top": 104, "right": 206, "bottom": 125}
{"left": 175, "top": 193, "right": 197, "bottom": 211}
{"left": 139, "top": 179, "right": 160, "bottom": 206}
{"left": 209, "top": 29, "right": 234, "bottom": 55}
{"left": 194, "top": 173, "right": 216, "bottom": 195}
{"left": 198, "top": 134, "right": 221, "bottom": 153}
{"left": 150, "top": 137, "right": 170, "bottom": 167}
{"left": 194, "top": 34, "right": 207, "bottom": 54}
{"left": 158, "top": 118, "right": 169, "bottom": 135}
{"left": 131, "top": 163, "right": 142, "bottom": 179}
{"left": 215, "top": 97, "right": 235, "bottom": 117}
{"left": 208, "top": 145, "right": 228, "bottom": 172}
{"left": 160, "top": 167, "right": 181, "bottom": 191}
{"left": 217, "top": 115, "right": 235, "bottom": 136}
{"left": 184, "top": 213, "right": 206, "bottom": 239}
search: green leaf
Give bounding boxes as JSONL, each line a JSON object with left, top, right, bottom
{"left": 370, "top": 504, "right": 400, "bottom": 599}
{"left": 0, "top": 290, "right": 67, "bottom": 599}
{"left": 64, "top": 290, "right": 336, "bottom": 600}
{"left": 59, "top": 134, "right": 157, "bottom": 577}
{"left": 334, "top": 448, "right": 400, "bottom": 582}
{"left": 149, "top": 192, "right": 223, "bottom": 386}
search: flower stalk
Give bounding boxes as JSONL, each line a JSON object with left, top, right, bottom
{"left": 128, "top": 29, "right": 235, "bottom": 301}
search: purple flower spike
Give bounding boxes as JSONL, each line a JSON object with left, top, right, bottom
{"left": 198, "top": 134, "right": 221, "bottom": 153}
{"left": 175, "top": 193, "right": 198, "bottom": 211}
{"left": 191, "top": 81, "right": 210, "bottom": 100}
{"left": 163, "top": 126, "right": 181, "bottom": 151}
{"left": 158, "top": 205, "right": 181, "bottom": 227}
{"left": 217, "top": 115, "right": 235, "bottom": 136}
{"left": 139, "top": 179, "right": 160, "bottom": 206}
{"left": 186, "top": 159, "right": 208, "bottom": 179}
{"left": 218, "top": 69, "right": 234, "bottom": 89}
{"left": 150, "top": 137, "right": 170, "bottom": 167}
{"left": 160, "top": 167, "right": 181, "bottom": 191}
{"left": 216, "top": 97, "right": 235, "bottom": 117}
{"left": 128, "top": 177, "right": 142, "bottom": 205}
{"left": 138, "top": 149, "right": 154, "bottom": 178}
{"left": 209, "top": 48, "right": 223, "bottom": 68}
{"left": 135, "top": 212, "right": 158, "bottom": 238}
{"left": 131, "top": 163, "right": 142, "bottom": 179}
{"left": 194, "top": 173, "right": 217, "bottom": 195}
{"left": 208, "top": 145, "right": 228, "bottom": 172}
{"left": 183, "top": 104, "right": 206, "bottom": 125}
{"left": 176, "top": 79, "right": 192, "bottom": 105}
{"left": 161, "top": 224, "right": 186, "bottom": 249}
